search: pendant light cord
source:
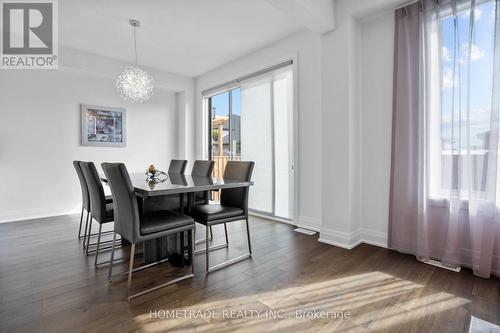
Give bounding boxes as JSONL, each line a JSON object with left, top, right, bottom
{"left": 133, "top": 26, "right": 138, "bottom": 67}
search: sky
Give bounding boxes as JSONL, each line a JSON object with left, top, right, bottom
{"left": 210, "top": 88, "right": 240, "bottom": 119}
{"left": 441, "top": 0, "right": 496, "bottom": 149}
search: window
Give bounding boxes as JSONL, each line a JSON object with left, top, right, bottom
{"left": 429, "top": 0, "right": 497, "bottom": 198}
{"left": 208, "top": 89, "right": 240, "bottom": 161}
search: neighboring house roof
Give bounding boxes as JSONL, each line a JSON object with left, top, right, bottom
{"left": 212, "top": 116, "right": 229, "bottom": 127}
{"left": 212, "top": 115, "right": 241, "bottom": 145}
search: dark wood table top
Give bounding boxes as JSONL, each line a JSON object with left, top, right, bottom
{"left": 101, "top": 172, "right": 253, "bottom": 198}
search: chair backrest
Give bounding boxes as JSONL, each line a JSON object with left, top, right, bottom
{"left": 191, "top": 160, "right": 215, "bottom": 177}
{"left": 73, "top": 160, "right": 90, "bottom": 211}
{"left": 80, "top": 162, "right": 108, "bottom": 222}
{"left": 220, "top": 161, "right": 255, "bottom": 214}
{"left": 101, "top": 163, "right": 139, "bottom": 243}
{"left": 168, "top": 159, "right": 188, "bottom": 174}
{"left": 169, "top": 173, "right": 188, "bottom": 186}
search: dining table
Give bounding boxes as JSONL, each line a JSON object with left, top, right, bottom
{"left": 101, "top": 172, "right": 253, "bottom": 264}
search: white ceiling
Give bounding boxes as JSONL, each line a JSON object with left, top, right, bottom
{"left": 59, "top": 0, "right": 305, "bottom": 77}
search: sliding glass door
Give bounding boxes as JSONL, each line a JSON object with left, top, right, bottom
{"left": 207, "top": 64, "right": 294, "bottom": 220}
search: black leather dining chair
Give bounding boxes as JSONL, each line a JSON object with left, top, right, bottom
{"left": 102, "top": 162, "right": 195, "bottom": 301}
{"left": 166, "top": 159, "right": 188, "bottom": 214}
{"left": 191, "top": 160, "right": 215, "bottom": 205}
{"left": 80, "top": 162, "right": 115, "bottom": 265}
{"left": 189, "top": 161, "right": 254, "bottom": 273}
{"left": 191, "top": 160, "right": 215, "bottom": 243}
{"left": 74, "top": 161, "right": 113, "bottom": 248}
{"left": 73, "top": 161, "right": 91, "bottom": 239}
{"left": 168, "top": 159, "right": 188, "bottom": 174}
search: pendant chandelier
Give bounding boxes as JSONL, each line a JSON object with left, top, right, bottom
{"left": 116, "top": 19, "right": 154, "bottom": 103}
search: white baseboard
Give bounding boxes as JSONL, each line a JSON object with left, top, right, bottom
{"left": 297, "top": 215, "right": 321, "bottom": 232}
{"left": 0, "top": 207, "right": 80, "bottom": 224}
{"left": 248, "top": 211, "right": 294, "bottom": 225}
{"left": 360, "top": 228, "right": 388, "bottom": 248}
{"left": 318, "top": 227, "right": 388, "bottom": 250}
{"left": 1, "top": 208, "right": 390, "bottom": 252}
{"left": 318, "top": 227, "right": 363, "bottom": 249}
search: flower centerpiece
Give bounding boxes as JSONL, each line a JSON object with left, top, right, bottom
{"left": 145, "top": 164, "right": 168, "bottom": 182}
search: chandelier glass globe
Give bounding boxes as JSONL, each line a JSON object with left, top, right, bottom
{"left": 116, "top": 19, "right": 154, "bottom": 103}
{"left": 116, "top": 65, "right": 154, "bottom": 103}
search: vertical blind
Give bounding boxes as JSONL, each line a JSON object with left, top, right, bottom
{"left": 240, "top": 65, "right": 293, "bottom": 218}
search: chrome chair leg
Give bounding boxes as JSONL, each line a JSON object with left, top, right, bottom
{"left": 110, "top": 257, "right": 170, "bottom": 281}
{"left": 86, "top": 218, "right": 93, "bottom": 255}
{"left": 207, "top": 253, "right": 251, "bottom": 273}
{"left": 86, "top": 230, "right": 115, "bottom": 238}
{"left": 85, "top": 231, "right": 120, "bottom": 251}
{"left": 78, "top": 207, "right": 84, "bottom": 238}
{"left": 127, "top": 271, "right": 194, "bottom": 301}
{"left": 127, "top": 243, "right": 136, "bottom": 299}
{"left": 94, "top": 224, "right": 102, "bottom": 267}
{"left": 82, "top": 211, "right": 90, "bottom": 247}
{"left": 205, "top": 225, "right": 209, "bottom": 273}
{"left": 87, "top": 239, "right": 122, "bottom": 251}
{"left": 108, "top": 230, "right": 195, "bottom": 302}
{"left": 246, "top": 218, "right": 252, "bottom": 255}
{"left": 195, "top": 224, "right": 214, "bottom": 245}
{"left": 198, "top": 219, "right": 252, "bottom": 273}
{"left": 108, "top": 232, "right": 116, "bottom": 281}
{"left": 194, "top": 243, "right": 228, "bottom": 254}
{"left": 192, "top": 229, "right": 195, "bottom": 274}
{"left": 195, "top": 226, "right": 214, "bottom": 244}
{"left": 194, "top": 224, "right": 229, "bottom": 255}
{"left": 224, "top": 223, "right": 229, "bottom": 245}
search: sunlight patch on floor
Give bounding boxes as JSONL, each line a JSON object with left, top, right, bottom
{"left": 131, "top": 271, "right": 471, "bottom": 332}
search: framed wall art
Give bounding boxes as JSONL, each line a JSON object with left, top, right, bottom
{"left": 81, "top": 104, "right": 126, "bottom": 147}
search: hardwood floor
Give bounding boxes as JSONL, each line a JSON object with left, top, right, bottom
{"left": 0, "top": 214, "right": 499, "bottom": 333}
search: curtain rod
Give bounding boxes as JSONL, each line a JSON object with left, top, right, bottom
{"left": 394, "top": 0, "right": 420, "bottom": 11}
{"left": 201, "top": 59, "right": 293, "bottom": 97}
{"left": 394, "top": 0, "right": 488, "bottom": 12}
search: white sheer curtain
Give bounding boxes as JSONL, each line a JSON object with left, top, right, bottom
{"left": 390, "top": 0, "right": 500, "bottom": 278}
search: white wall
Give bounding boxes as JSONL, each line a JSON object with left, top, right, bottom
{"left": 319, "top": 13, "right": 363, "bottom": 248}
{"left": 59, "top": 47, "right": 197, "bottom": 167}
{"left": 0, "top": 1, "right": 398, "bottom": 249}
{"left": 0, "top": 48, "right": 194, "bottom": 223}
{"left": 318, "top": 0, "right": 400, "bottom": 249}
{"left": 360, "top": 12, "right": 394, "bottom": 247}
{"left": 195, "top": 30, "right": 323, "bottom": 229}
{"left": 192, "top": 8, "right": 395, "bottom": 245}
